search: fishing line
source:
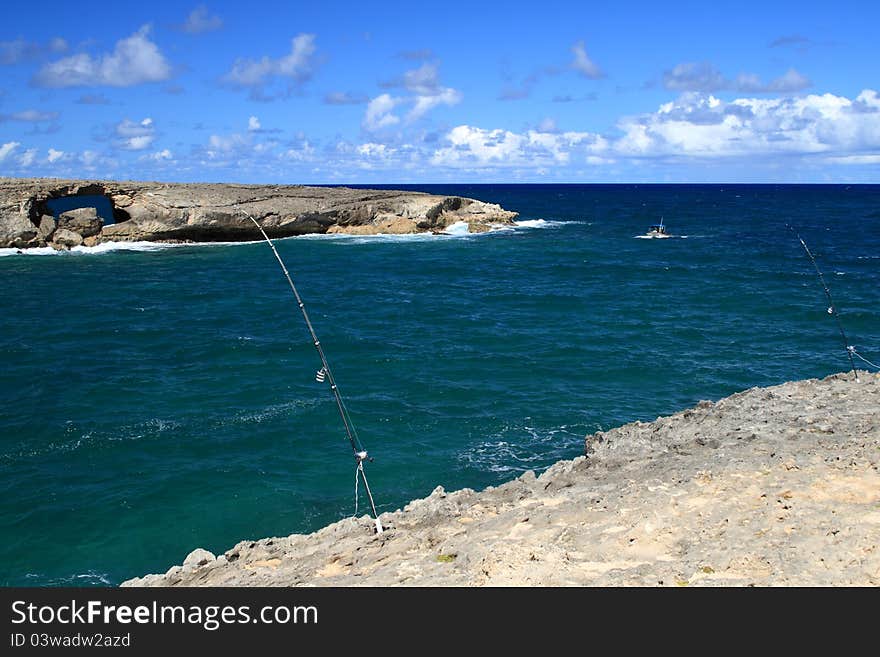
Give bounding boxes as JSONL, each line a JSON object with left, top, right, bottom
{"left": 787, "top": 224, "right": 859, "bottom": 381}
{"left": 245, "top": 215, "right": 384, "bottom": 533}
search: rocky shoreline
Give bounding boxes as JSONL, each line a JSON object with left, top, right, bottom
{"left": 123, "top": 371, "right": 880, "bottom": 587}
{"left": 0, "top": 178, "right": 518, "bottom": 249}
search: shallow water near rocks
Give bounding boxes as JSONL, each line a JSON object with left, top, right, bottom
{"left": 1, "top": 183, "right": 878, "bottom": 585}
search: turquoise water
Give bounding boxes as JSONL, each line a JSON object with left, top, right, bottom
{"left": 1, "top": 184, "right": 878, "bottom": 586}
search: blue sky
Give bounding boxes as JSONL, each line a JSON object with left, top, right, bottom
{"left": 0, "top": 1, "right": 878, "bottom": 183}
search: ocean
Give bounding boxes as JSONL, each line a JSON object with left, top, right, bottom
{"left": 1, "top": 184, "right": 878, "bottom": 586}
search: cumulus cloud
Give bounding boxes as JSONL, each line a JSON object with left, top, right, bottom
{"left": 408, "top": 86, "right": 462, "bottom": 122}
{"left": 425, "top": 89, "right": 880, "bottom": 171}
{"left": 181, "top": 5, "right": 223, "bottom": 34}
{"left": 362, "top": 94, "right": 401, "bottom": 131}
{"left": 34, "top": 25, "right": 171, "bottom": 87}
{"left": 142, "top": 149, "right": 173, "bottom": 162}
{"left": 430, "top": 125, "right": 607, "bottom": 168}
{"left": 19, "top": 148, "right": 38, "bottom": 167}
{"left": 571, "top": 41, "right": 604, "bottom": 79}
{"left": 248, "top": 116, "right": 261, "bottom": 131}
{"left": 116, "top": 117, "right": 155, "bottom": 150}
{"left": 663, "top": 62, "right": 811, "bottom": 94}
{"left": 0, "top": 37, "right": 67, "bottom": 65}
{"left": 0, "top": 141, "right": 20, "bottom": 161}
{"left": 366, "top": 63, "right": 461, "bottom": 129}
{"left": 223, "top": 33, "right": 316, "bottom": 99}
{"left": 47, "top": 148, "right": 65, "bottom": 163}
{"left": 615, "top": 89, "right": 880, "bottom": 158}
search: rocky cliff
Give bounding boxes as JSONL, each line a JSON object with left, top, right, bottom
{"left": 0, "top": 178, "right": 518, "bottom": 249}
{"left": 123, "top": 370, "right": 880, "bottom": 587}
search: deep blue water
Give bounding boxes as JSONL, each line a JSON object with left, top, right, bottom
{"left": 46, "top": 194, "right": 116, "bottom": 224}
{"left": 1, "top": 184, "right": 878, "bottom": 586}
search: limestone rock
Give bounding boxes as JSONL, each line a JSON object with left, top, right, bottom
{"left": 183, "top": 548, "right": 216, "bottom": 569}
{"left": 57, "top": 207, "right": 102, "bottom": 238}
{"left": 52, "top": 228, "right": 83, "bottom": 248}
{"left": 37, "top": 214, "right": 56, "bottom": 239}
{"left": 0, "top": 213, "right": 37, "bottom": 248}
{"left": 0, "top": 178, "right": 519, "bottom": 248}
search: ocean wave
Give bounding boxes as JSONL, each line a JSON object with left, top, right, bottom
{"left": 0, "top": 239, "right": 264, "bottom": 258}
{"left": 513, "top": 219, "right": 577, "bottom": 229}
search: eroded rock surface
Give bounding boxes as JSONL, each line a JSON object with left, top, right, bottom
{"left": 0, "top": 178, "right": 519, "bottom": 248}
{"left": 123, "top": 371, "right": 880, "bottom": 587}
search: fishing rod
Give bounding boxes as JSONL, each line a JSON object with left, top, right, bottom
{"left": 245, "top": 214, "right": 384, "bottom": 533}
{"left": 787, "top": 224, "right": 858, "bottom": 381}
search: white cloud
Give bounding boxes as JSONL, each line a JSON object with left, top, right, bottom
{"left": 426, "top": 89, "right": 880, "bottom": 172}
{"left": 81, "top": 150, "right": 100, "bottom": 167}
{"left": 430, "top": 125, "right": 607, "bottom": 168}
{"left": 357, "top": 142, "right": 396, "bottom": 158}
{"left": 407, "top": 87, "right": 462, "bottom": 122}
{"left": 366, "top": 63, "right": 462, "bottom": 129}
{"left": 116, "top": 117, "right": 156, "bottom": 150}
{"left": 363, "top": 94, "right": 401, "bottom": 131}
{"left": 0, "top": 141, "right": 19, "bottom": 161}
{"left": 182, "top": 5, "right": 223, "bottom": 34}
{"left": 248, "top": 116, "right": 261, "bottom": 131}
{"left": 205, "top": 132, "right": 251, "bottom": 158}
{"left": 538, "top": 117, "right": 558, "bottom": 133}
{"left": 283, "top": 146, "right": 314, "bottom": 161}
{"left": 223, "top": 33, "right": 316, "bottom": 97}
{"left": 571, "top": 41, "right": 603, "bottom": 79}
{"left": 35, "top": 25, "right": 171, "bottom": 87}
{"left": 19, "top": 148, "right": 37, "bottom": 167}
{"left": 47, "top": 148, "right": 65, "bottom": 163}
{"left": 615, "top": 90, "right": 880, "bottom": 158}
{"left": 143, "top": 149, "right": 173, "bottom": 161}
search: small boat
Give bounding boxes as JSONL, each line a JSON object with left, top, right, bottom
{"left": 644, "top": 218, "right": 670, "bottom": 239}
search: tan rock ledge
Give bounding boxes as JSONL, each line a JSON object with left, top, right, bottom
{"left": 0, "top": 177, "right": 519, "bottom": 249}
{"left": 122, "top": 370, "right": 880, "bottom": 587}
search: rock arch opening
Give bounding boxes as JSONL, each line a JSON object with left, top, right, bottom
{"left": 44, "top": 194, "right": 116, "bottom": 226}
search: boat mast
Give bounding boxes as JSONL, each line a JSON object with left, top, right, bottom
{"left": 246, "top": 215, "right": 384, "bottom": 533}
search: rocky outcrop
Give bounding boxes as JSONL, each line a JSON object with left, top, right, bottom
{"left": 0, "top": 178, "right": 519, "bottom": 248}
{"left": 123, "top": 371, "right": 880, "bottom": 587}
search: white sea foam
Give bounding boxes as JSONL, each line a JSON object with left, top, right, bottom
{"left": 458, "top": 424, "right": 583, "bottom": 474}
{"left": 444, "top": 221, "right": 470, "bottom": 236}
{"left": 513, "top": 219, "right": 576, "bottom": 229}
{"left": 0, "top": 239, "right": 264, "bottom": 257}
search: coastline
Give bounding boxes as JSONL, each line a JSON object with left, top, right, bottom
{"left": 123, "top": 370, "right": 880, "bottom": 587}
{"left": 0, "top": 177, "right": 518, "bottom": 249}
